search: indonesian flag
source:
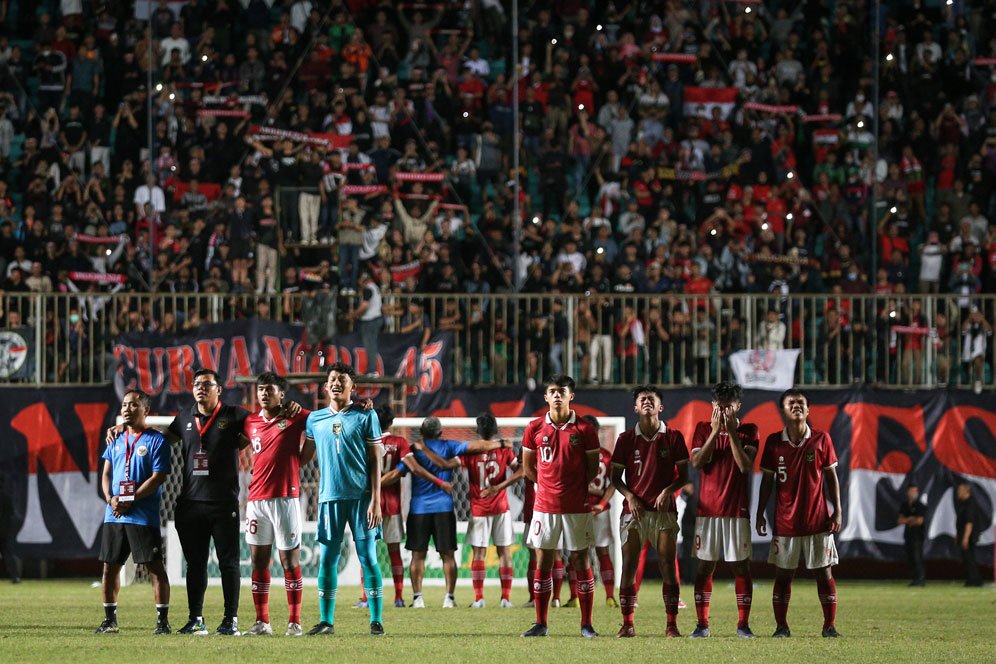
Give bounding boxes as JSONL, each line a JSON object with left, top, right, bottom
{"left": 683, "top": 87, "right": 738, "bottom": 119}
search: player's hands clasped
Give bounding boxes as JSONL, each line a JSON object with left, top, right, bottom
{"left": 110, "top": 496, "right": 131, "bottom": 518}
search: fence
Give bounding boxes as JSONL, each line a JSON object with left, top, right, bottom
{"left": 1, "top": 291, "right": 993, "bottom": 391}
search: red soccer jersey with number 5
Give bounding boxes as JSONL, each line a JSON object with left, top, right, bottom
{"left": 245, "top": 409, "right": 310, "bottom": 502}
{"left": 759, "top": 427, "right": 838, "bottom": 537}
{"left": 691, "top": 421, "right": 759, "bottom": 519}
{"left": 522, "top": 412, "right": 600, "bottom": 514}
{"left": 462, "top": 447, "right": 517, "bottom": 517}
{"left": 380, "top": 434, "right": 412, "bottom": 516}
{"left": 611, "top": 422, "right": 688, "bottom": 513}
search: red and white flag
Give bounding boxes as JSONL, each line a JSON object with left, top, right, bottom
{"left": 683, "top": 87, "right": 739, "bottom": 119}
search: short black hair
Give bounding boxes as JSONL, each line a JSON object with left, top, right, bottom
{"left": 377, "top": 405, "right": 395, "bottom": 430}
{"left": 631, "top": 385, "right": 664, "bottom": 403}
{"left": 420, "top": 416, "right": 442, "bottom": 440}
{"left": 580, "top": 414, "right": 600, "bottom": 431}
{"left": 256, "top": 371, "right": 288, "bottom": 392}
{"left": 123, "top": 389, "right": 151, "bottom": 410}
{"left": 327, "top": 362, "right": 356, "bottom": 380}
{"left": 193, "top": 368, "right": 220, "bottom": 382}
{"left": 779, "top": 388, "right": 809, "bottom": 408}
{"left": 476, "top": 412, "right": 498, "bottom": 440}
{"left": 544, "top": 374, "right": 576, "bottom": 392}
{"left": 712, "top": 381, "right": 743, "bottom": 404}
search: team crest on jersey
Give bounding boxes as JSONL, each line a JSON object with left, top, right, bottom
{"left": 569, "top": 434, "right": 580, "bottom": 446}
{"left": 659, "top": 444, "right": 670, "bottom": 458}
{"left": 186, "top": 422, "right": 192, "bottom": 430}
{"left": 277, "top": 419, "right": 288, "bottom": 430}
{"left": 333, "top": 421, "right": 343, "bottom": 435}
{"left": 217, "top": 418, "right": 228, "bottom": 429}
{"left": 805, "top": 450, "right": 816, "bottom": 462}
{"left": 136, "top": 445, "right": 148, "bottom": 457}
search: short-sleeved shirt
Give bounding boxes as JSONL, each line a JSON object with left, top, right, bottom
{"left": 245, "top": 408, "right": 310, "bottom": 502}
{"left": 381, "top": 433, "right": 413, "bottom": 516}
{"left": 169, "top": 403, "right": 249, "bottom": 505}
{"left": 611, "top": 421, "right": 689, "bottom": 514}
{"left": 759, "top": 426, "right": 838, "bottom": 537}
{"left": 306, "top": 403, "right": 383, "bottom": 503}
{"left": 691, "top": 421, "right": 759, "bottom": 519}
{"left": 587, "top": 447, "right": 614, "bottom": 508}
{"left": 521, "top": 412, "right": 600, "bottom": 514}
{"left": 410, "top": 439, "right": 469, "bottom": 514}
{"left": 103, "top": 428, "right": 170, "bottom": 527}
{"left": 462, "top": 447, "right": 517, "bottom": 517}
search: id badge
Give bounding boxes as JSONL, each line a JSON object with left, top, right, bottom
{"left": 118, "top": 480, "right": 137, "bottom": 503}
{"left": 192, "top": 451, "right": 210, "bottom": 476}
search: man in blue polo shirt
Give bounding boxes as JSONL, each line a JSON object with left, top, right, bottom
{"left": 97, "top": 390, "right": 171, "bottom": 634}
{"left": 405, "top": 416, "right": 506, "bottom": 608}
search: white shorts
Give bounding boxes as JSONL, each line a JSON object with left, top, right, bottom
{"left": 245, "top": 497, "right": 302, "bottom": 551}
{"left": 694, "top": 516, "right": 752, "bottom": 562}
{"left": 620, "top": 511, "right": 678, "bottom": 546}
{"left": 592, "top": 509, "right": 612, "bottom": 549}
{"left": 467, "top": 511, "right": 515, "bottom": 548}
{"left": 527, "top": 511, "right": 594, "bottom": 552}
{"left": 382, "top": 513, "right": 405, "bottom": 545}
{"left": 768, "top": 532, "right": 839, "bottom": 570}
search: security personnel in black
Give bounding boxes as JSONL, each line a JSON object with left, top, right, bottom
{"left": 897, "top": 483, "right": 926, "bottom": 586}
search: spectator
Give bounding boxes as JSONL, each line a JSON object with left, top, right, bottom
{"left": 757, "top": 309, "right": 786, "bottom": 351}
{"left": 961, "top": 307, "right": 992, "bottom": 394}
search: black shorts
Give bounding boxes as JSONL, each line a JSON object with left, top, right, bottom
{"left": 406, "top": 511, "right": 457, "bottom": 553}
{"left": 99, "top": 523, "right": 164, "bottom": 565}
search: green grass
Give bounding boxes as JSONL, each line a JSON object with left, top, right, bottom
{"left": 0, "top": 579, "right": 992, "bottom": 662}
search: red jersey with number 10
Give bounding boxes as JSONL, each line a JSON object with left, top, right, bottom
{"left": 522, "top": 412, "right": 600, "bottom": 514}
{"left": 611, "top": 422, "right": 688, "bottom": 513}
{"left": 462, "top": 447, "right": 517, "bottom": 517}
{"left": 691, "top": 421, "right": 759, "bottom": 519}
{"left": 759, "top": 426, "right": 838, "bottom": 537}
{"left": 587, "top": 448, "right": 614, "bottom": 508}
{"left": 246, "top": 409, "right": 310, "bottom": 501}
{"left": 381, "top": 434, "right": 412, "bottom": 516}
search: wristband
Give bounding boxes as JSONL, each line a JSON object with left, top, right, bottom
{"left": 433, "top": 477, "right": 445, "bottom": 488}
{"left": 597, "top": 500, "right": 608, "bottom": 511}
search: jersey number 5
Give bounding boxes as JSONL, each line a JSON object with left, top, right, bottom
{"left": 777, "top": 466, "right": 787, "bottom": 483}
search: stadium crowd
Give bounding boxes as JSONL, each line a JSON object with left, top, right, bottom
{"left": 0, "top": 0, "right": 993, "bottom": 387}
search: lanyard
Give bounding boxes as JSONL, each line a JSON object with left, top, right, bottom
{"left": 195, "top": 401, "right": 222, "bottom": 451}
{"left": 123, "top": 429, "right": 144, "bottom": 482}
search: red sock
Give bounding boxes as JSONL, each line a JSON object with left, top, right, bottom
{"left": 577, "top": 566, "right": 595, "bottom": 626}
{"left": 527, "top": 556, "right": 536, "bottom": 601}
{"left": 499, "top": 566, "right": 513, "bottom": 601}
{"left": 389, "top": 547, "right": 405, "bottom": 602}
{"left": 251, "top": 569, "right": 270, "bottom": 623}
{"left": 284, "top": 567, "right": 303, "bottom": 625}
{"left": 662, "top": 582, "right": 679, "bottom": 627}
{"left": 633, "top": 542, "right": 650, "bottom": 593}
{"left": 471, "top": 559, "right": 486, "bottom": 601}
{"left": 693, "top": 574, "right": 712, "bottom": 627}
{"left": 620, "top": 584, "right": 637, "bottom": 626}
{"left": 597, "top": 553, "right": 615, "bottom": 599}
{"left": 552, "top": 558, "right": 564, "bottom": 601}
{"left": 567, "top": 561, "right": 578, "bottom": 600}
{"left": 772, "top": 576, "right": 793, "bottom": 628}
{"left": 534, "top": 569, "right": 553, "bottom": 625}
{"left": 816, "top": 576, "right": 837, "bottom": 629}
{"left": 735, "top": 574, "right": 753, "bottom": 628}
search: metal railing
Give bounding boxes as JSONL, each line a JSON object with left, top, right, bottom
{"left": 1, "top": 291, "right": 993, "bottom": 390}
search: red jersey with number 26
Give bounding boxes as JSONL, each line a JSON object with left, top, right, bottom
{"left": 759, "top": 426, "right": 838, "bottom": 537}
{"left": 611, "top": 422, "right": 688, "bottom": 514}
{"left": 691, "top": 421, "right": 759, "bottom": 519}
{"left": 381, "top": 434, "right": 412, "bottom": 516}
{"left": 462, "top": 447, "right": 517, "bottom": 517}
{"left": 522, "top": 412, "right": 600, "bottom": 514}
{"left": 246, "top": 409, "right": 310, "bottom": 501}
{"left": 587, "top": 448, "right": 614, "bottom": 508}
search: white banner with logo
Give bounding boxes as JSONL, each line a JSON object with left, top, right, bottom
{"left": 729, "top": 349, "right": 801, "bottom": 392}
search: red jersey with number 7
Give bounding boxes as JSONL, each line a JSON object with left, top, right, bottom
{"left": 691, "top": 421, "right": 759, "bottom": 519}
{"left": 380, "top": 434, "right": 412, "bottom": 516}
{"left": 462, "top": 447, "right": 517, "bottom": 517}
{"left": 521, "top": 412, "right": 600, "bottom": 514}
{"left": 759, "top": 426, "right": 838, "bottom": 537}
{"left": 610, "top": 422, "right": 688, "bottom": 514}
{"left": 245, "top": 409, "right": 310, "bottom": 501}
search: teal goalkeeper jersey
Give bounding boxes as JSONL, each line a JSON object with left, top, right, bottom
{"left": 306, "top": 403, "right": 383, "bottom": 502}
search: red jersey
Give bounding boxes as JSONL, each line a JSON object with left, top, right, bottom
{"left": 380, "top": 433, "right": 412, "bottom": 516}
{"left": 521, "top": 412, "right": 600, "bottom": 514}
{"left": 690, "top": 421, "right": 759, "bottom": 519}
{"left": 246, "top": 409, "right": 310, "bottom": 501}
{"left": 587, "top": 448, "right": 613, "bottom": 508}
{"left": 759, "top": 426, "right": 838, "bottom": 536}
{"left": 611, "top": 422, "right": 688, "bottom": 514}
{"left": 462, "top": 447, "right": 517, "bottom": 517}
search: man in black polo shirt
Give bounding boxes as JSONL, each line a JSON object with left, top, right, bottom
{"left": 897, "top": 483, "right": 926, "bottom": 586}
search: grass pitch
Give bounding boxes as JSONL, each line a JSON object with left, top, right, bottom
{"left": 0, "top": 578, "right": 991, "bottom": 663}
